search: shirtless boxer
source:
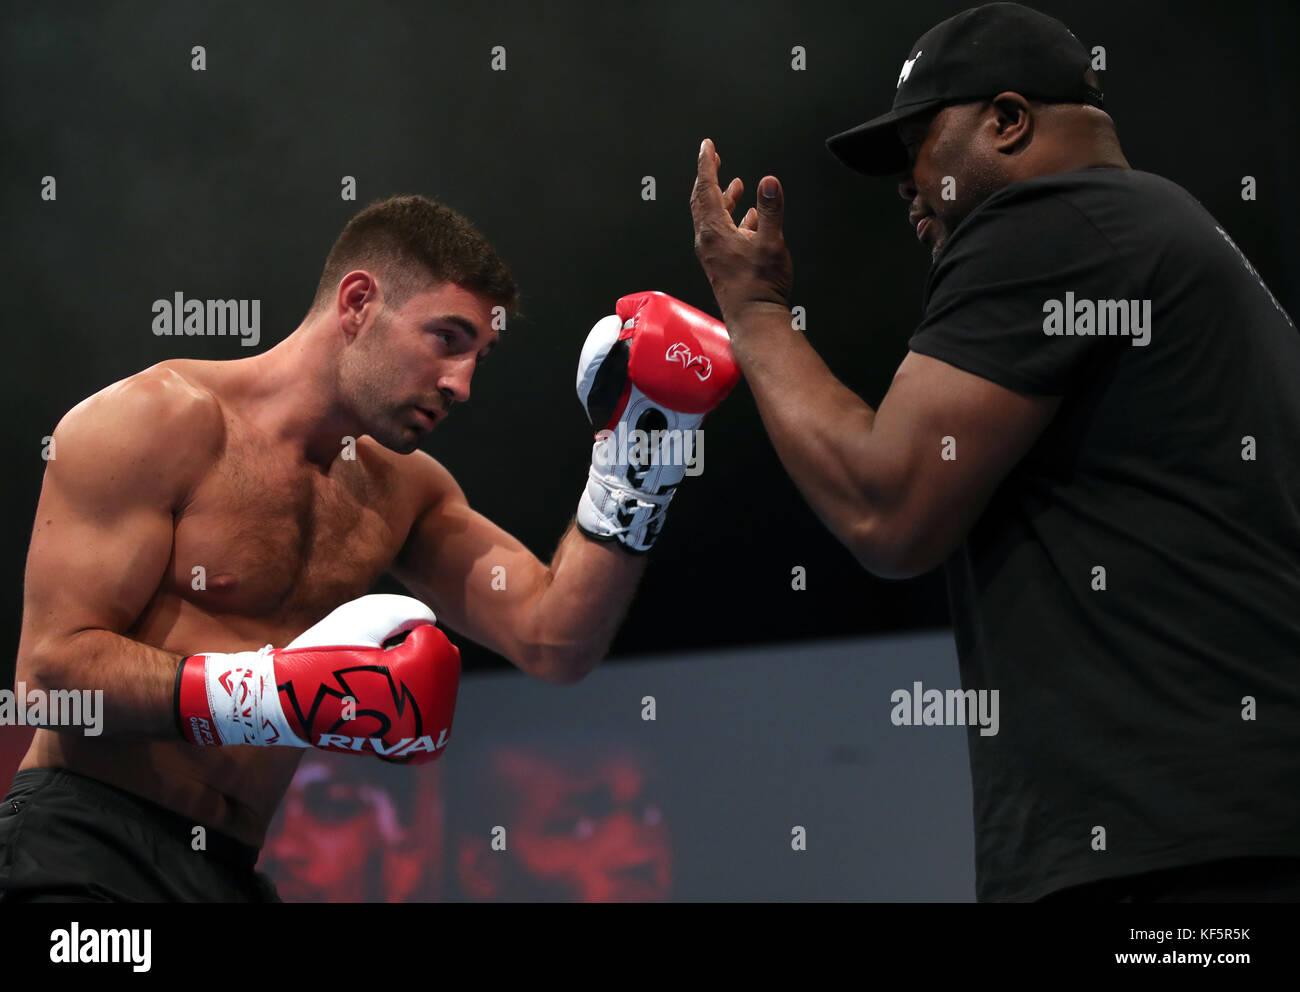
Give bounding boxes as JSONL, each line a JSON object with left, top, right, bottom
{"left": 0, "top": 194, "right": 736, "bottom": 902}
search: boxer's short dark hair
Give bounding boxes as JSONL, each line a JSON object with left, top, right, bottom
{"left": 311, "top": 194, "right": 519, "bottom": 316}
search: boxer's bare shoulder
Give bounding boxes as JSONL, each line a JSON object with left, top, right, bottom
{"left": 49, "top": 360, "right": 225, "bottom": 511}
{"left": 388, "top": 444, "right": 463, "bottom": 507}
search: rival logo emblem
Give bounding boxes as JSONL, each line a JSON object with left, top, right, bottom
{"left": 315, "top": 729, "right": 450, "bottom": 758}
{"left": 897, "top": 49, "right": 922, "bottom": 88}
{"left": 664, "top": 342, "right": 712, "bottom": 381}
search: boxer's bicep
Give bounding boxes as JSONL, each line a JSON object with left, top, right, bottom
{"left": 24, "top": 467, "right": 174, "bottom": 644}
{"left": 19, "top": 373, "right": 220, "bottom": 680}
{"left": 861, "top": 351, "right": 1060, "bottom": 577}
{"left": 392, "top": 455, "right": 553, "bottom": 668}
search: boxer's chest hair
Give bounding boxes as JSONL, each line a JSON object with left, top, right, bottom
{"left": 171, "top": 423, "right": 410, "bottom": 622}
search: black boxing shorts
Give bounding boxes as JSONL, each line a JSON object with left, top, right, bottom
{"left": 0, "top": 767, "right": 281, "bottom": 902}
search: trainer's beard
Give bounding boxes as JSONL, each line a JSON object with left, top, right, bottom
{"left": 927, "top": 171, "right": 1003, "bottom": 266}
{"left": 924, "top": 210, "right": 963, "bottom": 265}
{"left": 926, "top": 222, "right": 952, "bottom": 265}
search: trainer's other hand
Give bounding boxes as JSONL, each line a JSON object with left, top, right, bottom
{"left": 690, "top": 138, "right": 794, "bottom": 321}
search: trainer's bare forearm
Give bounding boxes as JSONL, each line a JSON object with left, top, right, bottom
{"left": 526, "top": 522, "right": 647, "bottom": 683}
{"left": 725, "top": 303, "right": 886, "bottom": 545}
{"left": 17, "top": 628, "right": 183, "bottom": 738}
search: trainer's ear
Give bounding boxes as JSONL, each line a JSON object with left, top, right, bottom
{"left": 989, "top": 92, "right": 1033, "bottom": 155}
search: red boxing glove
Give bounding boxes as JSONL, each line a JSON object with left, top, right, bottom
{"left": 175, "top": 595, "right": 460, "bottom": 764}
{"left": 612, "top": 291, "right": 740, "bottom": 416}
{"left": 575, "top": 291, "right": 739, "bottom": 552}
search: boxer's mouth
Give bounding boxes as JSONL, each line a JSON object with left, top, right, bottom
{"left": 412, "top": 405, "right": 441, "bottom": 429}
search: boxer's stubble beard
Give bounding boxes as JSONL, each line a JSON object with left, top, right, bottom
{"left": 341, "top": 308, "right": 422, "bottom": 454}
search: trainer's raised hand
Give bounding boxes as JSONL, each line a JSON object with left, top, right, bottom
{"left": 690, "top": 138, "right": 793, "bottom": 324}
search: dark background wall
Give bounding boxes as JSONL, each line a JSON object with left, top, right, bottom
{"left": 3, "top": 0, "right": 1296, "bottom": 679}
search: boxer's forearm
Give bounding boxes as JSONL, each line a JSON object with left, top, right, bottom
{"left": 525, "top": 522, "right": 646, "bottom": 684}
{"left": 724, "top": 303, "right": 892, "bottom": 558}
{"left": 17, "top": 628, "right": 182, "bottom": 737}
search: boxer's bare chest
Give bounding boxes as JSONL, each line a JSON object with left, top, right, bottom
{"left": 167, "top": 420, "right": 412, "bottom": 629}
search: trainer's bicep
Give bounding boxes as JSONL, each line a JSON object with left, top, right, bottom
{"left": 867, "top": 351, "right": 1060, "bottom": 574}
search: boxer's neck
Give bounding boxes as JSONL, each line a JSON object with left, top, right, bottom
{"left": 226, "top": 319, "right": 360, "bottom": 472}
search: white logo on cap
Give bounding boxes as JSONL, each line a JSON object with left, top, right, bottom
{"left": 897, "top": 49, "right": 922, "bottom": 88}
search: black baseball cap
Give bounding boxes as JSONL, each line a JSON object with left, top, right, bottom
{"left": 826, "top": 2, "right": 1104, "bottom": 177}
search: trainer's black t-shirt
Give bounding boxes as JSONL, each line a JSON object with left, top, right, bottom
{"left": 908, "top": 168, "right": 1300, "bottom": 902}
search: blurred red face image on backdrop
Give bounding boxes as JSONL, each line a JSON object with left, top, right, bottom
{"left": 454, "top": 746, "right": 672, "bottom": 902}
{"left": 259, "top": 753, "right": 444, "bottom": 902}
